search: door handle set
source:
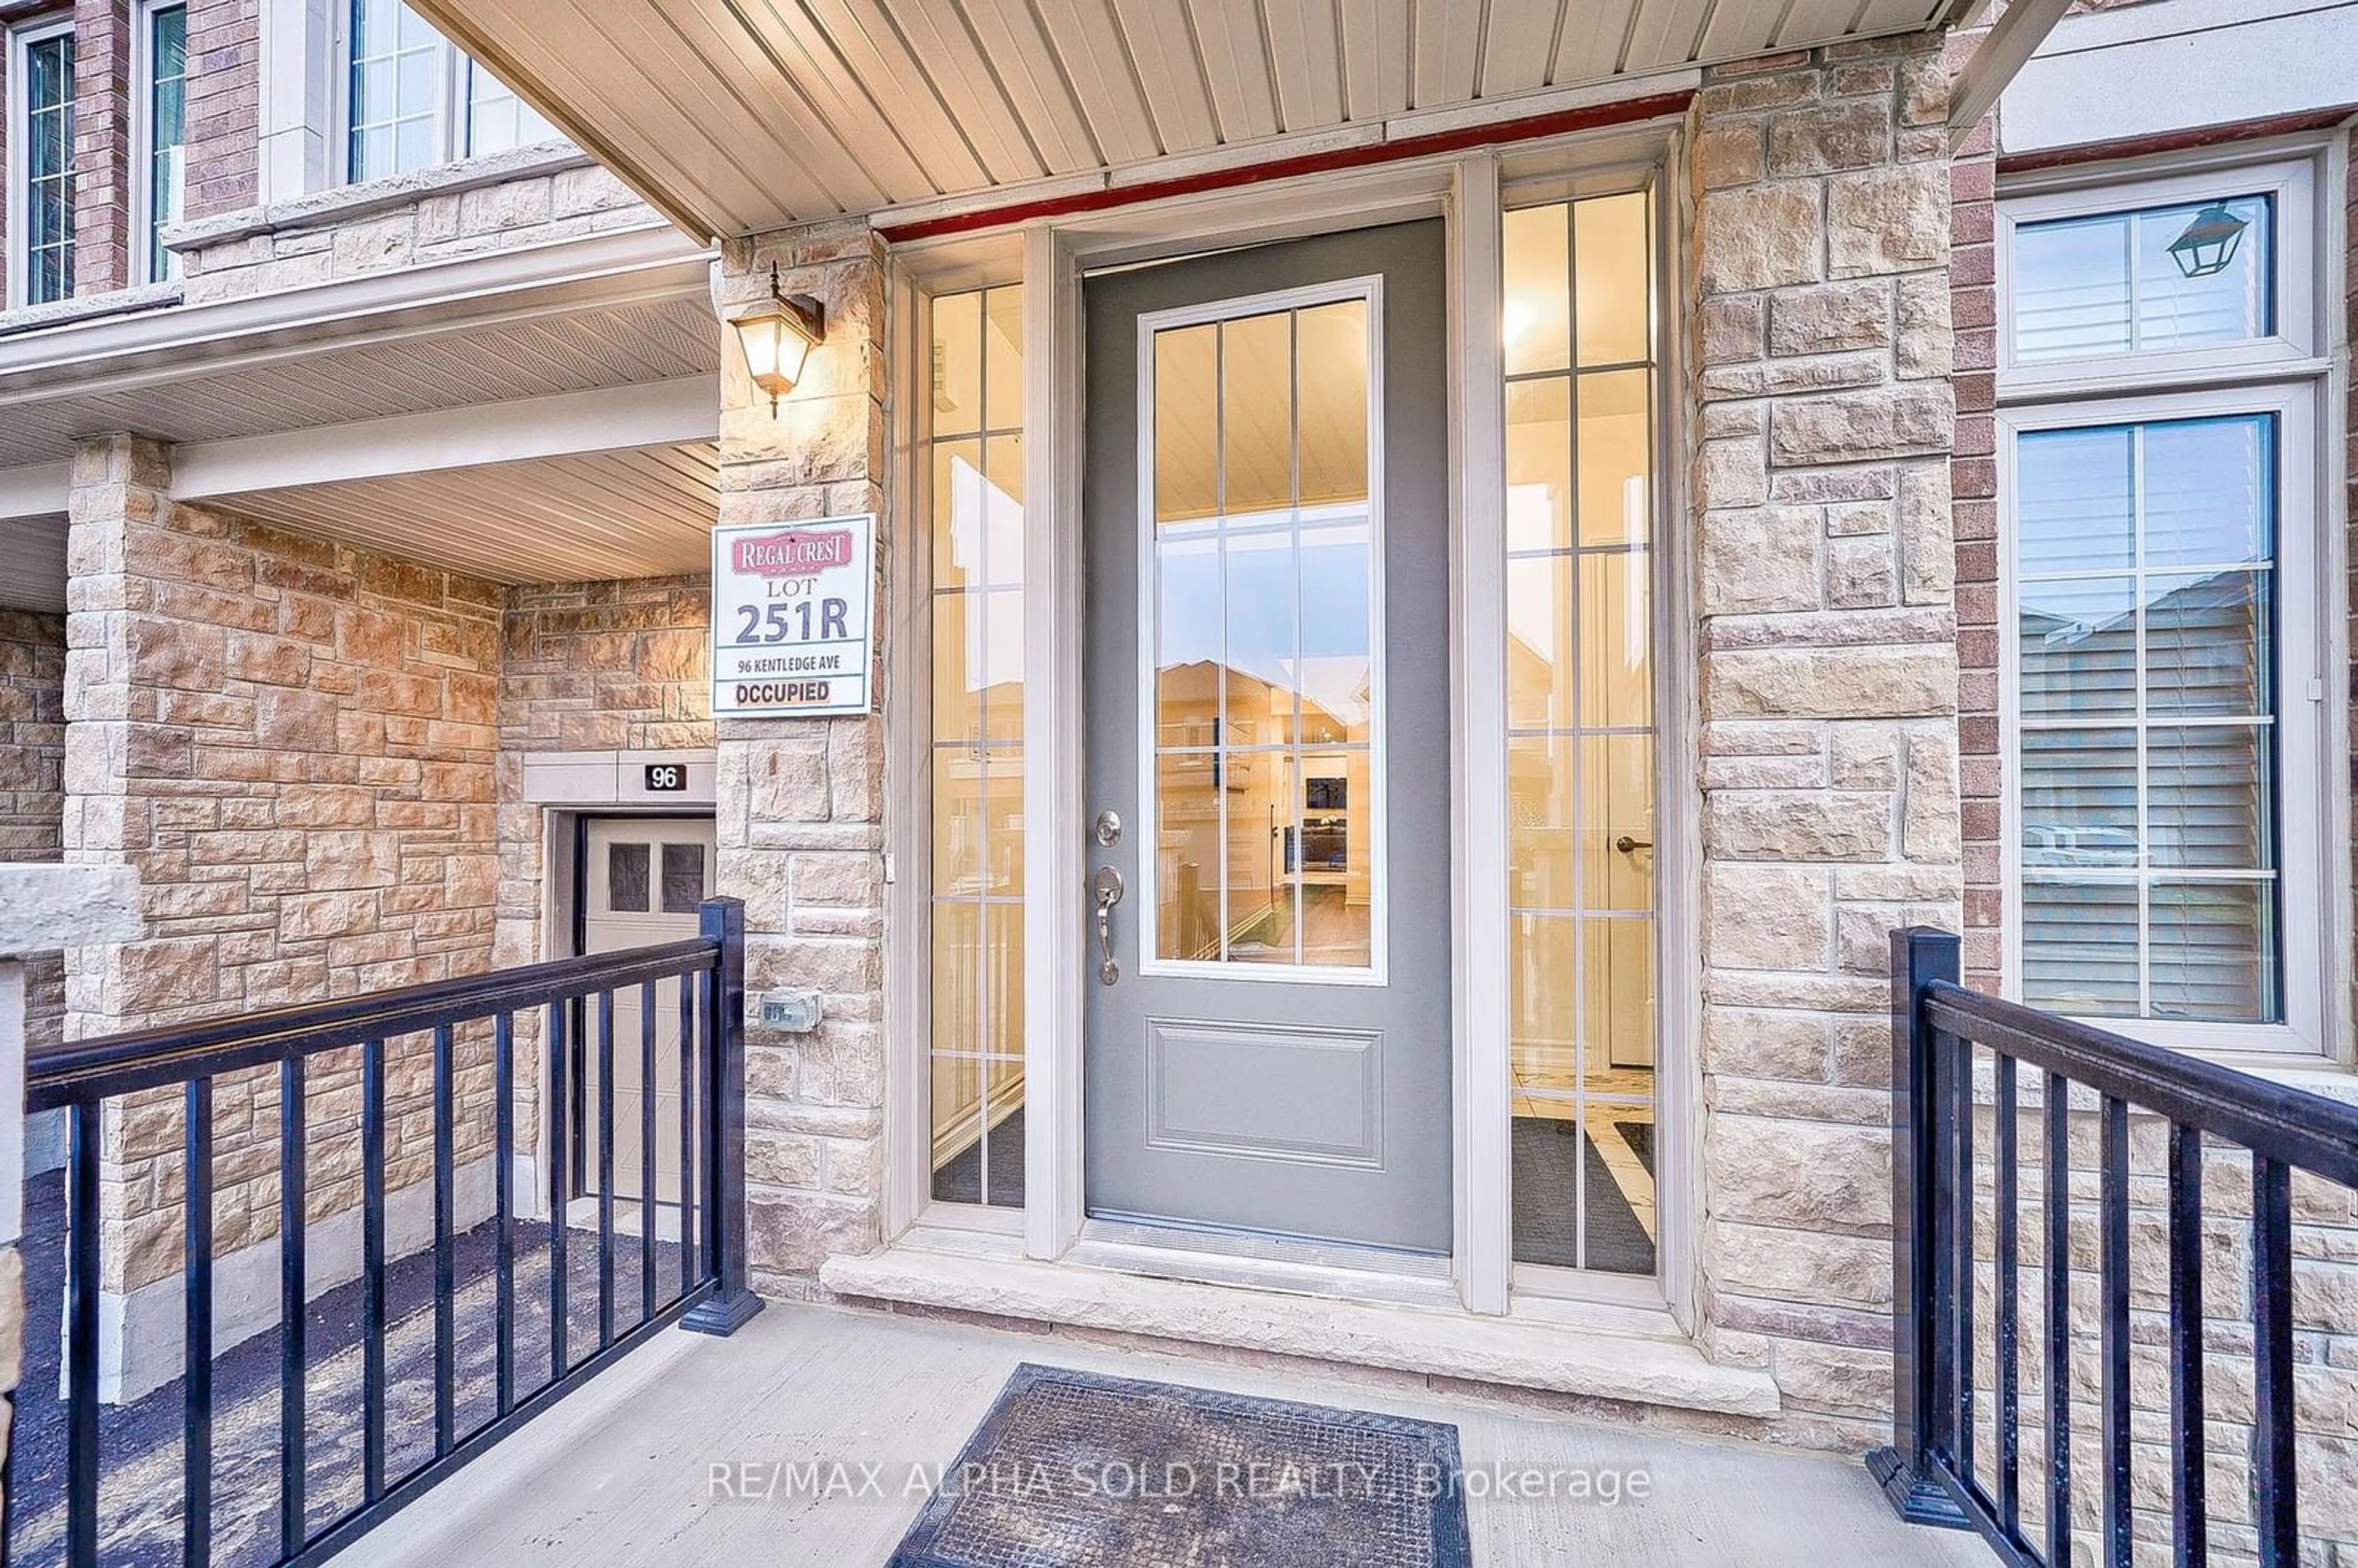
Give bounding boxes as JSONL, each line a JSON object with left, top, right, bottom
{"left": 1614, "top": 834, "right": 1653, "bottom": 855}
{"left": 1092, "top": 864, "right": 1124, "bottom": 986}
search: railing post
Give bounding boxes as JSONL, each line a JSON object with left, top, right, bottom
{"left": 683, "top": 896, "right": 763, "bottom": 1336}
{"left": 1868, "top": 925, "right": 1969, "bottom": 1527}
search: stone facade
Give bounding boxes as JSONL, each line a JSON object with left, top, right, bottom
{"left": 0, "top": 611, "right": 66, "bottom": 1052}
{"left": 712, "top": 220, "right": 890, "bottom": 1294}
{"left": 1684, "top": 38, "right": 1963, "bottom": 1450}
{"left": 493, "top": 571, "right": 711, "bottom": 978}
{"left": 175, "top": 155, "right": 655, "bottom": 305}
{"left": 62, "top": 434, "right": 504, "bottom": 1301}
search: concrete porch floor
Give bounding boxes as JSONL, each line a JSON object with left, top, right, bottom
{"left": 336, "top": 1300, "right": 1988, "bottom": 1567}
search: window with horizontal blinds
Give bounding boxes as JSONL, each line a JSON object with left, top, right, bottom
{"left": 2015, "top": 414, "right": 2281, "bottom": 1023}
{"left": 2012, "top": 195, "right": 2273, "bottom": 363}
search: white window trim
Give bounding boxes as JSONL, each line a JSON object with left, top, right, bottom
{"left": 333, "top": 1, "right": 453, "bottom": 184}
{"left": 129, "top": 0, "right": 186, "bottom": 287}
{"left": 1995, "top": 382, "right": 2332, "bottom": 1061}
{"left": 6, "top": 14, "right": 76, "bottom": 311}
{"left": 881, "top": 126, "right": 1699, "bottom": 1330}
{"left": 1130, "top": 274, "right": 1392, "bottom": 989}
{"left": 1996, "top": 149, "right": 2327, "bottom": 402}
{"left": 1994, "top": 139, "right": 2351, "bottom": 1068}
{"left": 325, "top": 2, "right": 545, "bottom": 188}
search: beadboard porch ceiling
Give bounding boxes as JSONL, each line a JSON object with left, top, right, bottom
{"left": 410, "top": 0, "right": 1980, "bottom": 240}
{"left": 202, "top": 443, "right": 722, "bottom": 587}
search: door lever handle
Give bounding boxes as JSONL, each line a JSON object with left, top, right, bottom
{"left": 1092, "top": 865, "right": 1124, "bottom": 985}
{"left": 1614, "top": 835, "right": 1653, "bottom": 854}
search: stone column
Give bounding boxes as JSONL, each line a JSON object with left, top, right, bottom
{"left": 1684, "top": 40, "right": 1963, "bottom": 1446}
{"left": 63, "top": 433, "right": 507, "bottom": 1400}
{"left": 710, "top": 222, "right": 890, "bottom": 1291}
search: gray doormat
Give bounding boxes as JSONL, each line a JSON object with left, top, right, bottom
{"left": 890, "top": 1364, "right": 1472, "bottom": 1568}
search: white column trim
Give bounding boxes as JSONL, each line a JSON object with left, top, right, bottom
{"left": 1449, "top": 152, "right": 1512, "bottom": 1316}
{"left": 257, "top": 0, "right": 338, "bottom": 204}
{"left": 1021, "top": 222, "right": 1087, "bottom": 1260}
{"left": 1654, "top": 136, "right": 1704, "bottom": 1335}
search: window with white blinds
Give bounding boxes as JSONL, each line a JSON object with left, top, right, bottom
{"left": 2015, "top": 415, "right": 2279, "bottom": 1023}
{"left": 2012, "top": 195, "right": 2272, "bottom": 362}
{"left": 1999, "top": 153, "right": 2330, "bottom": 1056}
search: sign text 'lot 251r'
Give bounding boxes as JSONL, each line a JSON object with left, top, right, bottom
{"left": 709, "top": 514, "right": 877, "bottom": 718}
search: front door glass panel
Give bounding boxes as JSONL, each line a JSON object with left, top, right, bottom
{"left": 1146, "top": 294, "right": 1379, "bottom": 975}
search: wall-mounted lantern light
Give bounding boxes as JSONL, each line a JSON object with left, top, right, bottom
{"left": 730, "top": 263, "right": 826, "bottom": 414}
{"left": 2166, "top": 201, "right": 2249, "bottom": 279}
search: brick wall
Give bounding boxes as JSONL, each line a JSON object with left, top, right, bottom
{"left": 1939, "top": 49, "right": 2357, "bottom": 1553}
{"left": 1684, "top": 36, "right": 1962, "bottom": 1450}
{"left": 492, "top": 574, "right": 710, "bottom": 974}
{"left": 63, "top": 435, "right": 503, "bottom": 1298}
{"left": 181, "top": 0, "right": 258, "bottom": 221}
{"left": 0, "top": 610, "right": 66, "bottom": 1050}
{"left": 1947, "top": 26, "right": 2003, "bottom": 997}
{"left": 68, "top": 0, "right": 130, "bottom": 295}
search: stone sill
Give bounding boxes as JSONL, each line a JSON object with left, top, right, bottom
{"left": 0, "top": 283, "right": 183, "bottom": 339}
{"left": 818, "top": 1244, "right": 1782, "bottom": 1420}
{"left": 0, "top": 864, "right": 141, "bottom": 956}
{"left": 164, "top": 143, "right": 599, "bottom": 252}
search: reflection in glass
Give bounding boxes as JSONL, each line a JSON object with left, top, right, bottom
{"left": 1506, "top": 379, "right": 1572, "bottom": 553}
{"left": 2013, "top": 413, "right": 2281, "bottom": 1025}
{"left": 1574, "top": 193, "right": 1651, "bottom": 367}
{"left": 660, "top": 842, "right": 705, "bottom": 915}
{"left": 1503, "top": 204, "right": 1571, "bottom": 376}
{"left": 2014, "top": 195, "right": 2272, "bottom": 362}
{"left": 1578, "top": 371, "right": 1652, "bottom": 546}
{"left": 2150, "top": 882, "right": 2275, "bottom": 1022}
{"left": 2020, "top": 728, "right": 2136, "bottom": 866}
{"left": 1147, "top": 293, "right": 1378, "bottom": 973}
{"left": 2146, "top": 726, "right": 2271, "bottom": 870}
{"left": 2023, "top": 880, "right": 2140, "bottom": 1015}
{"left": 1504, "top": 190, "right": 1659, "bottom": 1278}
{"left": 927, "top": 284, "right": 1027, "bottom": 1209}
{"left": 607, "top": 843, "right": 648, "bottom": 913}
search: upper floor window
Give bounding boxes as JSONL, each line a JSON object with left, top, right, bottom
{"left": 344, "top": 0, "right": 558, "bottom": 183}
{"left": 9, "top": 17, "right": 76, "bottom": 307}
{"left": 1997, "top": 155, "right": 2333, "bottom": 1057}
{"left": 138, "top": 1, "right": 188, "bottom": 284}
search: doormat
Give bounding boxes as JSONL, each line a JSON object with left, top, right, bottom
{"left": 888, "top": 1364, "right": 1472, "bottom": 1568}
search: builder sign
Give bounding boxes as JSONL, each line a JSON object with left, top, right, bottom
{"left": 710, "top": 514, "right": 876, "bottom": 717}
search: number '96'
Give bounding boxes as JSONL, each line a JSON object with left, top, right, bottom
{"left": 735, "top": 599, "right": 849, "bottom": 645}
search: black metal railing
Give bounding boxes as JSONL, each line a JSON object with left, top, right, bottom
{"left": 1870, "top": 926, "right": 2358, "bottom": 1568}
{"left": 4, "top": 897, "right": 759, "bottom": 1568}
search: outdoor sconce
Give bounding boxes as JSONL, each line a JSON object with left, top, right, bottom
{"left": 2167, "top": 201, "right": 2249, "bottom": 279}
{"left": 730, "top": 263, "right": 826, "bottom": 414}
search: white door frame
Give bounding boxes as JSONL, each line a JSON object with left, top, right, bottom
{"left": 883, "top": 122, "right": 1698, "bottom": 1326}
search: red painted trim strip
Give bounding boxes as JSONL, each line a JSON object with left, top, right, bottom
{"left": 876, "top": 90, "right": 1697, "bottom": 244}
{"left": 1996, "top": 106, "right": 2358, "bottom": 177}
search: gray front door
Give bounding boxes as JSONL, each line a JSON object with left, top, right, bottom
{"left": 1082, "top": 222, "right": 1452, "bottom": 1254}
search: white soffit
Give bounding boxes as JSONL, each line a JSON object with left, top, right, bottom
{"left": 203, "top": 443, "right": 722, "bottom": 586}
{"left": 411, "top": 0, "right": 1972, "bottom": 239}
{"left": 0, "top": 296, "right": 720, "bottom": 469}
